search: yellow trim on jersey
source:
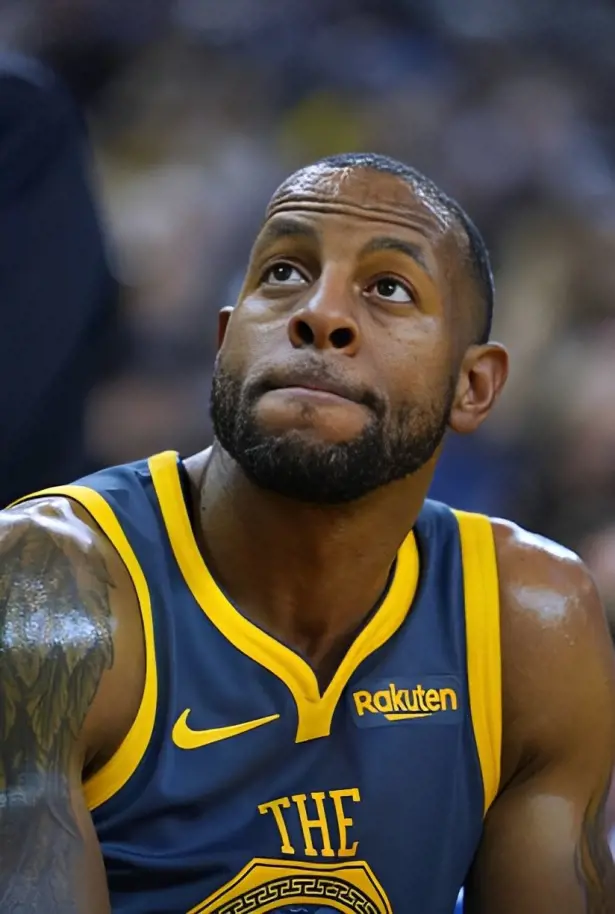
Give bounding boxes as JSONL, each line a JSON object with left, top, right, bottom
{"left": 454, "top": 510, "right": 501, "bottom": 815}
{"left": 149, "top": 451, "right": 420, "bottom": 743}
{"left": 10, "top": 484, "right": 157, "bottom": 812}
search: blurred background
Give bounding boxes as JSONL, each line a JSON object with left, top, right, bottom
{"left": 2, "top": 3, "right": 615, "bottom": 630}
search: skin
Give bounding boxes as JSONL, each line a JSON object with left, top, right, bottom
{"left": 1, "top": 165, "right": 614, "bottom": 913}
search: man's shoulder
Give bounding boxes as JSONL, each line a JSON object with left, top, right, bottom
{"left": 0, "top": 494, "right": 146, "bottom": 765}
{"left": 487, "top": 516, "right": 615, "bottom": 786}
{"left": 430, "top": 502, "right": 592, "bottom": 609}
{"left": 0, "top": 495, "right": 103, "bottom": 558}
{"left": 0, "top": 497, "right": 116, "bottom": 717}
{"left": 488, "top": 514, "right": 608, "bottom": 699}
{"left": 490, "top": 515, "right": 591, "bottom": 605}
{"left": 0, "top": 495, "right": 138, "bottom": 619}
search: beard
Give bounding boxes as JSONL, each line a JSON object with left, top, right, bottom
{"left": 210, "top": 362, "right": 455, "bottom": 505}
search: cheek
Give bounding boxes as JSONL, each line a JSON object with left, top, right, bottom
{"left": 218, "top": 318, "right": 261, "bottom": 377}
{"left": 221, "top": 300, "right": 289, "bottom": 367}
{"left": 377, "top": 335, "right": 451, "bottom": 409}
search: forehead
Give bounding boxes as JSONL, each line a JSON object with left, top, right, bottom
{"left": 267, "top": 165, "right": 455, "bottom": 236}
{"left": 256, "top": 167, "right": 468, "bottom": 298}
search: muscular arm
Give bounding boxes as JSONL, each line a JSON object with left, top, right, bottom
{"left": 0, "top": 498, "right": 136, "bottom": 912}
{"left": 465, "top": 522, "right": 615, "bottom": 913}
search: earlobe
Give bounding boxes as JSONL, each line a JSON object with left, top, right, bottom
{"left": 217, "top": 306, "right": 234, "bottom": 350}
{"left": 449, "top": 343, "right": 509, "bottom": 435}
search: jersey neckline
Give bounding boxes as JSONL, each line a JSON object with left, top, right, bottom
{"left": 149, "top": 450, "right": 420, "bottom": 742}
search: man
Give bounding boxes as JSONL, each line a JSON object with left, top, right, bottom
{"left": 0, "top": 54, "right": 118, "bottom": 506}
{"left": 0, "top": 153, "right": 614, "bottom": 914}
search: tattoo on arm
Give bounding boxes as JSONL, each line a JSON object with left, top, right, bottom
{"left": 575, "top": 777, "right": 615, "bottom": 914}
{"left": 0, "top": 512, "right": 114, "bottom": 912}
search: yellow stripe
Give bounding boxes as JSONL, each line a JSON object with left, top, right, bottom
{"left": 453, "top": 510, "right": 501, "bottom": 815}
{"left": 10, "top": 484, "right": 157, "bottom": 811}
{"left": 149, "top": 451, "right": 420, "bottom": 743}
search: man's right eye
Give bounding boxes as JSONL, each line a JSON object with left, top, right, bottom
{"left": 262, "top": 263, "right": 308, "bottom": 285}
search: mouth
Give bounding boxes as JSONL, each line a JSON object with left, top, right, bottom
{"left": 265, "top": 369, "right": 363, "bottom": 403}
{"left": 249, "top": 366, "right": 376, "bottom": 439}
{"left": 267, "top": 374, "right": 363, "bottom": 404}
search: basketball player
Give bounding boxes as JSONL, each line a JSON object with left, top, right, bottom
{"left": 1, "top": 153, "right": 614, "bottom": 914}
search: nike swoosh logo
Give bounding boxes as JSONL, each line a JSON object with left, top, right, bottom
{"left": 172, "top": 709, "right": 280, "bottom": 750}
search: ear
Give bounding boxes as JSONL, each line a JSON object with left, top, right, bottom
{"left": 449, "top": 343, "right": 509, "bottom": 435}
{"left": 217, "top": 306, "right": 234, "bottom": 350}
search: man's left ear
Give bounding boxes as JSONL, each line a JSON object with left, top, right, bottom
{"left": 449, "top": 343, "right": 509, "bottom": 434}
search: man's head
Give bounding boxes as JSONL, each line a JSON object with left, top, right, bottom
{"left": 210, "top": 153, "right": 508, "bottom": 504}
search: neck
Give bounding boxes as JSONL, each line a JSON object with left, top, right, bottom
{"left": 189, "top": 444, "right": 435, "bottom": 667}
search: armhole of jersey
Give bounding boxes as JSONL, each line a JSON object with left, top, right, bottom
{"left": 453, "top": 510, "right": 502, "bottom": 816}
{"left": 9, "top": 484, "right": 157, "bottom": 812}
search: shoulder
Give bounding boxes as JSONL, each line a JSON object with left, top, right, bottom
{"left": 491, "top": 516, "right": 591, "bottom": 596}
{"left": 488, "top": 517, "right": 615, "bottom": 786}
{"left": 0, "top": 495, "right": 110, "bottom": 579}
{"left": 0, "top": 496, "right": 145, "bottom": 765}
{"left": 490, "top": 517, "right": 607, "bottom": 664}
{"left": 1, "top": 495, "right": 127, "bottom": 578}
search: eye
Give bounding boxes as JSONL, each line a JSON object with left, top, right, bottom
{"left": 262, "top": 262, "right": 308, "bottom": 286}
{"left": 368, "top": 277, "right": 413, "bottom": 304}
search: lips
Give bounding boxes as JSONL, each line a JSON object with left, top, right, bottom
{"left": 267, "top": 371, "right": 362, "bottom": 404}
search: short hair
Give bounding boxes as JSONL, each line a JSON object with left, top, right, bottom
{"left": 276, "top": 152, "right": 494, "bottom": 344}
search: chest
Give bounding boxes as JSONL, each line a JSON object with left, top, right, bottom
{"left": 95, "top": 667, "right": 484, "bottom": 914}
{"left": 91, "top": 493, "right": 494, "bottom": 911}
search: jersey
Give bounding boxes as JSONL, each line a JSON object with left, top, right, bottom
{"left": 22, "top": 450, "right": 501, "bottom": 914}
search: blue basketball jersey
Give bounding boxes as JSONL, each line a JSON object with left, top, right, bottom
{"left": 28, "top": 450, "right": 501, "bottom": 914}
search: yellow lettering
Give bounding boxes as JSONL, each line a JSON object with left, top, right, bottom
{"left": 390, "top": 684, "right": 407, "bottom": 712}
{"left": 425, "top": 689, "right": 441, "bottom": 712}
{"left": 440, "top": 688, "right": 458, "bottom": 711}
{"left": 353, "top": 690, "right": 375, "bottom": 716}
{"left": 415, "top": 685, "right": 428, "bottom": 712}
{"left": 330, "top": 788, "right": 361, "bottom": 857}
{"left": 374, "top": 690, "right": 393, "bottom": 713}
{"left": 258, "top": 796, "right": 295, "bottom": 855}
{"left": 292, "top": 792, "right": 334, "bottom": 857}
{"left": 406, "top": 689, "right": 419, "bottom": 712}
{"left": 399, "top": 688, "right": 410, "bottom": 711}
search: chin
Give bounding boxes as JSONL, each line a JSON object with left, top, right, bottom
{"left": 233, "top": 427, "right": 386, "bottom": 505}
{"left": 259, "top": 423, "right": 364, "bottom": 454}
{"left": 255, "top": 412, "right": 369, "bottom": 448}
{"left": 269, "top": 426, "right": 365, "bottom": 449}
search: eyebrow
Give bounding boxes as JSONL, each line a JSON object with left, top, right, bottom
{"left": 253, "top": 217, "right": 320, "bottom": 254}
{"left": 360, "top": 236, "right": 433, "bottom": 278}
{"left": 253, "top": 220, "right": 433, "bottom": 279}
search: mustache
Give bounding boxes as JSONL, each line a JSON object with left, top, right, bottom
{"left": 244, "top": 359, "right": 385, "bottom": 415}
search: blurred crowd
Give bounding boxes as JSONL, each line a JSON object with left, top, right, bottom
{"left": 2, "top": 0, "right": 615, "bottom": 626}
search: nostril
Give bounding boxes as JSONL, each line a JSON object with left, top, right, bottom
{"left": 330, "top": 327, "right": 354, "bottom": 349}
{"left": 295, "top": 320, "right": 315, "bottom": 345}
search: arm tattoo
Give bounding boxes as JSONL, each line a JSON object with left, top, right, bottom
{"left": 575, "top": 777, "right": 615, "bottom": 914}
{"left": 0, "top": 512, "right": 114, "bottom": 912}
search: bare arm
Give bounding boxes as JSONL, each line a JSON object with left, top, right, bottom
{"left": 0, "top": 497, "right": 139, "bottom": 913}
{"left": 465, "top": 522, "right": 615, "bottom": 913}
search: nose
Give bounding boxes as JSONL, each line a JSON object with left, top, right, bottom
{"left": 287, "top": 275, "right": 360, "bottom": 354}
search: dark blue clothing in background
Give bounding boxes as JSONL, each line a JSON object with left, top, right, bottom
{"left": 0, "top": 54, "right": 117, "bottom": 506}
